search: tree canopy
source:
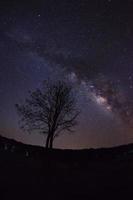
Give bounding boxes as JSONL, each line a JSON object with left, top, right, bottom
{"left": 16, "top": 81, "right": 79, "bottom": 149}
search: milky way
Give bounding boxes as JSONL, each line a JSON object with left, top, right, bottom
{"left": 0, "top": 0, "right": 133, "bottom": 148}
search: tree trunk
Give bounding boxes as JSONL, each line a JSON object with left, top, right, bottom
{"left": 45, "top": 134, "right": 51, "bottom": 149}
{"left": 49, "top": 134, "right": 54, "bottom": 149}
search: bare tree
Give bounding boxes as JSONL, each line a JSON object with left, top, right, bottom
{"left": 16, "top": 81, "right": 79, "bottom": 149}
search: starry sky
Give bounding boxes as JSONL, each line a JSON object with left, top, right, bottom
{"left": 0, "top": 0, "right": 133, "bottom": 149}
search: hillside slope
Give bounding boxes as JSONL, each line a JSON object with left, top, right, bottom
{"left": 0, "top": 135, "right": 133, "bottom": 199}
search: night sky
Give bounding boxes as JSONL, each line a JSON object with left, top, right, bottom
{"left": 0, "top": 0, "right": 133, "bottom": 149}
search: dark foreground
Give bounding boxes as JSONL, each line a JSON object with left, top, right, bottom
{"left": 0, "top": 136, "right": 133, "bottom": 199}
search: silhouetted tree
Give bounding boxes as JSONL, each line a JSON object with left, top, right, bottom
{"left": 16, "top": 81, "right": 79, "bottom": 149}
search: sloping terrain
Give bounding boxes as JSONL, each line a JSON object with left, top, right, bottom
{"left": 0, "top": 135, "right": 133, "bottom": 199}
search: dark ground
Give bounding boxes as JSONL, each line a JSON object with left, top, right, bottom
{"left": 0, "top": 136, "right": 133, "bottom": 199}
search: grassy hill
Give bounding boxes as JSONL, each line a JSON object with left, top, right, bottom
{"left": 0, "top": 135, "right": 133, "bottom": 199}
